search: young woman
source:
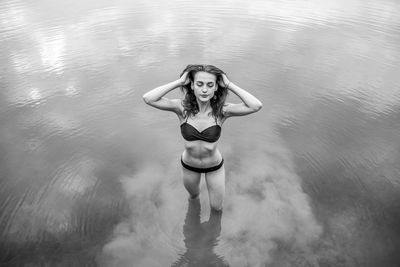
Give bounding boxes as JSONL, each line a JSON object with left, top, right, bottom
{"left": 142, "top": 64, "right": 262, "bottom": 211}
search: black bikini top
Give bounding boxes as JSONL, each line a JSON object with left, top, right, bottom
{"left": 180, "top": 115, "right": 221, "bottom": 143}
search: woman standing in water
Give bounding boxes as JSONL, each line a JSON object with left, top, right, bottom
{"left": 143, "top": 65, "right": 262, "bottom": 211}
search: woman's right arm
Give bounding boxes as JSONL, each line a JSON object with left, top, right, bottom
{"left": 142, "top": 73, "right": 187, "bottom": 113}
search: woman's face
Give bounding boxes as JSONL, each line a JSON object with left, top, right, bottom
{"left": 191, "top": 71, "right": 218, "bottom": 103}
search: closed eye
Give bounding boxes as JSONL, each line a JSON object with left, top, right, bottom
{"left": 196, "top": 82, "right": 214, "bottom": 87}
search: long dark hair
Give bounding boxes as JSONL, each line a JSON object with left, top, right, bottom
{"left": 179, "top": 64, "right": 229, "bottom": 120}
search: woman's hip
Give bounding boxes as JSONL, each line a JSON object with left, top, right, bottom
{"left": 181, "top": 150, "right": 224, "bottom": 173}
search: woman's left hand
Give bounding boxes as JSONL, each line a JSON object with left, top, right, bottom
{"left": 218, "top": 74, "right": 230, "bottom": 88}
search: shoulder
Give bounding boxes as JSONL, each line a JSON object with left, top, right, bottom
{"left": 218, "top": 103, "right": 230, "bottom": 123}
{"left": 168, "top": 98, "right": 185, "bottom": 115}
{"left": 222, "top": 103, "right": 233, "bottom": 117}
{"left": 173, "top": 98, "right": 186, "bottom": 119}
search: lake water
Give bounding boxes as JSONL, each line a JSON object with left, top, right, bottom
{"left": 1, "top": 0, "right": 400, "bottom": 266}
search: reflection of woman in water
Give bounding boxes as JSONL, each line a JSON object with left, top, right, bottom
{"left": 171, "top": 198, "right": 229, "bottom": 267}
{"left": 143, "top": 65, "right": 262, "bottom": 210}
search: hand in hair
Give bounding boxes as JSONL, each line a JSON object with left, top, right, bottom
{"left": 180, "top": 71, "right": 190, "bottom": 86}
{"left": 218, "top": 73, "right": 230, "bottom": 88}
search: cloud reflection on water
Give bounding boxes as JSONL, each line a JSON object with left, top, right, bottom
{"left": 101, "top": 117, "right": 322, "bottom": 266}
{"left": 0, "top": 0, "right": 399, "bottom": 266}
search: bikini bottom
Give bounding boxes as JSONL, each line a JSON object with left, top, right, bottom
{"left": 180, "top": 156, "right": 224, "bottom": 173}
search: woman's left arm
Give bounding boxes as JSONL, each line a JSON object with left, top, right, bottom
{"left": 221, "top": 75, "right": 263, "bottom": 117}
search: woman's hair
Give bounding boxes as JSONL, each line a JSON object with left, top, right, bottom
{"left": 179, "top": 64, "right": 229, "bottom": 120}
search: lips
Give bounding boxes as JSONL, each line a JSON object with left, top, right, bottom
{"left": 200, "top": 94, "right": 208, "bottom": 97}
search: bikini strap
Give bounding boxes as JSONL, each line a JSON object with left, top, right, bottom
{"left": 185, "top": 111, "right": 189, "bottom": 122}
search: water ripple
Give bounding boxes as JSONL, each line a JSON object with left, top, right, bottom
{"left": 1, "top": 0, "right": 400, "bottom": 266}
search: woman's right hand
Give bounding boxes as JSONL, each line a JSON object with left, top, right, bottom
{"left": 179, "top": 71, "right": 190, "bottom": 86}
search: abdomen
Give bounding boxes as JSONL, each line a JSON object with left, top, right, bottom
{"left": 182, "top": 141, "right": 221, "bottom": 166}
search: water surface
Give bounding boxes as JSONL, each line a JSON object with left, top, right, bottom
{"left": 1, "top": 0, "right": 400, "bottom": 266}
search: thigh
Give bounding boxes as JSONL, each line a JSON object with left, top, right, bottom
{"left": 181, "top": 166, "right": 201, "bottom": 193}
{"left": 205, "top": 166, "right": 225, "bottom": 209}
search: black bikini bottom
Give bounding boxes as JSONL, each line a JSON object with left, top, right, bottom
{"left": 180, "top": 157, "right": 224, "bottom": 173}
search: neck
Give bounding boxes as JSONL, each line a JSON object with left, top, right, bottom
{"left": 197, "top": 100, "right": 212, "bottom": 114}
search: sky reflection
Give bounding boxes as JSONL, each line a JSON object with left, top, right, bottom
{"left": 1, "top": 0, "right": 400, "bottom": 266}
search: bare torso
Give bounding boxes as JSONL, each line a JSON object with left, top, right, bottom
{"left": 178, "top": 112, "right": 226, "bottom": 168}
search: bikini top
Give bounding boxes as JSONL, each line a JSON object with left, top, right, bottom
{"left": 180, "top": 115, "right": 221, "bottom": 143}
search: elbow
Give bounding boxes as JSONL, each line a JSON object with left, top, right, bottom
{"left": 142, "top": 94, "right": 151, "bottom": 104}
{"left": 253, "top": 101, "right": 263, "bottom": 112}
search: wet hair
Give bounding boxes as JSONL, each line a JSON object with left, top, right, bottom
{"left": 179, "top": 64, "right": 229, "bottom": 120}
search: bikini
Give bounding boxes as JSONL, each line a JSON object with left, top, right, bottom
{"left": 180, "top": 115, "right": 224, "bottom": 173}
